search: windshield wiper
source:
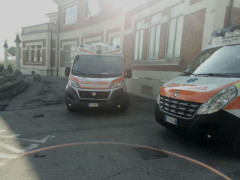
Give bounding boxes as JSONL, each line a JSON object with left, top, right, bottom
{"left": 182, "top": 72, "right": 197, "bottom": 76}
{"left": 195, "top": 73, "right": 229, "bottom": 77}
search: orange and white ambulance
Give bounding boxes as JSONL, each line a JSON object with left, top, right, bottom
{"left": 65, "top": 43, "right": 132, "bottom": 112}
{"left": 155, "top": 25, "right": 240, "bottom": 148}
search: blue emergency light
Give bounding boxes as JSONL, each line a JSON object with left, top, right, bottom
{"left": 211, "top": 25, "right": 240, "bottom": 37}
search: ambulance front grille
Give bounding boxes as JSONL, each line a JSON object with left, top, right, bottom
{"left": 159, "top": 96, "right": 201, "bottom": 119}
{"left": 79, "top": 91, "right": 110, "bottom": 99}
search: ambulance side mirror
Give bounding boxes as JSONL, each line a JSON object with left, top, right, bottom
{"left": 65, "top": 67, "right": 71, "bottom": 77}
{"left": 125, "top": 69, "right": 132, "bottom": 78}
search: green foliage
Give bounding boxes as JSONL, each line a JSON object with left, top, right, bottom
{"left": 8, "top": 62, "right": 15, "bottom": 73}
{"left": 0, "top": 62, "right": 15, "bottom": 73}
{"left": 8, "top": 47, "right": 16, "bottom": 57}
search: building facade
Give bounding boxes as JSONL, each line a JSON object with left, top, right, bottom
{"left": 21, "top": 0, "right": 240, "bottom": 99}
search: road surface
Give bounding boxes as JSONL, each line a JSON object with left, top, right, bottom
{"left": 0, "top": 76, "right": 239, "bottom": 180}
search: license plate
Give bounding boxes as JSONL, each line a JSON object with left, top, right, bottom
{"left": 88, "top": 103, "right": 99, "bottom": 107}
{"left": 165, "top": 115, "right": 177, "bottom": 126}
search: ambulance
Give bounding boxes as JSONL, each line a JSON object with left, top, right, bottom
{"left": 65, "top": 43, "right": 132, "bottom": 112}
{"left": 155, "top": 25, "right": 240, "bottom": 150}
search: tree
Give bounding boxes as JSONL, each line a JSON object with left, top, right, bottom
{"left": 8, "top": 47, "right": 16, "bottom": 57}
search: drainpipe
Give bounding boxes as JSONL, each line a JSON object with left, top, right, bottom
{"left": 50, "top": 29, "right": 53, "bottom": 77}
{"left": 227, "top": 0, "right": 234, "bottom": 27}
{"left": 56, "top": 6, "right": 60, "bottom": 77}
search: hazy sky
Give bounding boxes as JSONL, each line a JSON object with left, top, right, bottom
{"left": 0, "top": 0, "right": 57, "bottom": 59}
{"left": 0, "top": 0, "right": 147, "bottom": 59}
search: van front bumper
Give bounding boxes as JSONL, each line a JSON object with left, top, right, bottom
{"left": 65, "top": 86, "right": 129, "bottom": 109}
{"left": 155, "top": 103, "right": 240, "bottom": 143}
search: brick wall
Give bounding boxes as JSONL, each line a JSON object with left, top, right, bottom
{"left": 124, "top": 8, "right": 206, "bottom": 72}
{"left": 180, "top": 8, "right": 206, "bottom": 70}
{"left": 224, "top": 6, "right": 240, "bottom": 27}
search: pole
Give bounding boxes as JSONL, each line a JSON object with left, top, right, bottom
{"left": 3, "top": 41, "right": 8, "bottom": 69}
{"left": 15, "top": 34, "right": 21, "bottom": 71}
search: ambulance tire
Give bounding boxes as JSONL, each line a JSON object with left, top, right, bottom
{"left": 232, "top": 129, "right": 240, "bottom": 155}
{"left": 120, "top": 95, "right": 130, "bottom": 112}
{"left": 66, "top": 103, "right": 74, "bottom": 112}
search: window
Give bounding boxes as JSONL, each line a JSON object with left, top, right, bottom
{"left": 86, "top": 0, "right": 101, "bottom": 17}
{"left": 65, "top": 5, "right": 78, "bottom": 25}
{"left": 72, "top": 55, "right": 122, "bottom": 78}
{"left": 26, "top": 45, "right": 42, "bottom": 63}
{"left": 183, "top": 45, "right": 240, "bottom": 78}
{"left": 27, "top": 46, "right": 31, "bottom": 62}
{"left": 64, "top": 45, "right": 76, "bottom": 67}
{"left": 167, "top": 4, "right": 184, "bottom": 58}
{"left": 111, "top": 37, "right": 121, "bottom": 46}
{"left": 32, "top": 46, "right": 36, "bottom": 62}
{"left": 37, "top": 45, "right": 42, "bottom": 63}
{"left": 134, "top": 20, "right": 144, "bottom": 61}
{"left": 148, "top": 13, "right": 161, "bottom": 60}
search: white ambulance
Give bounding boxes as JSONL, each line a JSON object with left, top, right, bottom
{"left": 155, "top": 25, "right": 240, "bottom": 151}
{"left": 65, "top": 43, "right": 132, "bottom": 112}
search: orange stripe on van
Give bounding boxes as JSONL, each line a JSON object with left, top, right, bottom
{"left": 104, "top": 50, "right": 120, "bottom": 54}
{"left": 111, "top": 76, "right": 124, "bottom": 84}
{"left": 78, "top": 49, "right": 96, "bottom": 55}
{"left": 224, "top": 96, "right": 240, "bottom": 110}
{"left": 69, "top": 75, "right": 81, "bottom": 88}
{"left": 159, "top": 80, "right": 240, "bottom": 103}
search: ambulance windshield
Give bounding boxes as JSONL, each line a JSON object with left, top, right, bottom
{"left": 183, "top": 44, "right": 240, "bottom": 78}
{"left": 72, "top": 55, "right": 123, "bottom": 78}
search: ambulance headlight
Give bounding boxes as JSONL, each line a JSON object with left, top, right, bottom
{"left": 68, "top": 79, "right": 79, "bottom": 88}
{"left": 110, "top": 81, "right": 123, "bottom": 89}
{"left": 197, "top": 86, "right": 237, "bottom": 114}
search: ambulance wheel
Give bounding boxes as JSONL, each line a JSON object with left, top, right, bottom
{"left": 120, "top": 96, "right": 130, "bottom": 112}
{"left": 66, "top": 103, "right": 74, "bottom": 112}
{"left": 232, "top": 129, "right": 240, "bottom": 155}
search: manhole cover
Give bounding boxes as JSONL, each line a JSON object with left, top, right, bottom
{"left": 0, "top": 104, "right": 7, "bottom": 111}
{"left": 33, "top": 114, "right": 45, "bottom": 118}
{"left": 136, "top": 147, "right": 168, "bottom": 160}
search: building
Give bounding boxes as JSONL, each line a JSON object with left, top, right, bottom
{"left": 21, "top": 12, "right": 58, "bottom": 76}
{"left": 21, "top": 0, "right": 240, "bottom": 99}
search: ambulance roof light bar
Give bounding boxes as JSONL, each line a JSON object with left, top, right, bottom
{"left": 76, "top": 43, "right": 122, "bottom": 56}
{"left": 211, "top": 24, "right": 240, "bottom": 38}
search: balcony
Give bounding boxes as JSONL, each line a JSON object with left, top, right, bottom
{"left": 22, "top": 23, "right": 58, "bottom": 35}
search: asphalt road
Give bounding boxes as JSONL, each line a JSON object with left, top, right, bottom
{"left": 0, "top": 76, "right": 239, "bottom": 180}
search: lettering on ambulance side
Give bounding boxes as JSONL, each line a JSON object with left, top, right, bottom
{"left": 165, "top": 83, "right": 209, "bottom": 92}
{"left": 81, "top": 81, "right": 110, "bottom": 86}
